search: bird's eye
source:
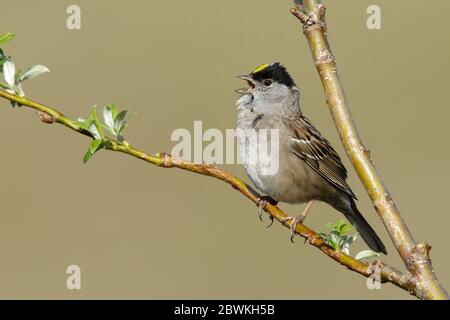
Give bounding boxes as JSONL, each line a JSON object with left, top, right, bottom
{"left": 263, "top": 79, "right": 273, "bottom": 86}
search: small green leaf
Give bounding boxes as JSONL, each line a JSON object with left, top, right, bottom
{"left": 87, "top": 106, "right": 104, "bottom": 139}
{"left": 322, "top": 220, "right": 360, "bottom": 253}
{"left": 83, "top": 148, "right": 93, "bottom": 163}
{"left": 320, "top": 232, "right": 338, "bottom": 250}
{"left": 0, "top": 49, "right": 5, "bottom": 69}
{"left": 0, "top": 33, "right": 15, "bottom": 46}
{"left": 83, "top": 139, "right": 103, "bottom": 163}
{"left": 355, "top": 250, "right": 380, "bottom": 261}
{"left": 330, "top": 232, "right": 340, "bottom": 244}
{"left": 107, "top": 103, "right": 118, "bottom": 119}
{"left": 334, "top": 219, "right": 346, "bottom": 230}
{"left": 88, "top": 123, "right": 101, "bottom": 140}
{"left": 330, "top": 230, "right": 340, "bottom": 238}
{"left": 328, "top": 240, "right": 338, "bottom": 250}
{"left": 103, "top": 105, "right": 115, "bottom": 132}
{"left": 116, "top": 127, "right": 127, "bottom": 143}
{"left": 339, "top": 223, "right": 352, "bottom": 236}
{"left": 114, "top": 110, "right": 128, "bottom": 131}
{"left": 17, "top": 64, "right": 50, "bottom": 82}
{"left": 87, "top": 106, "right": 96, "bottom": 123}
{"left": 3, "top": 60, "right": 16, "bottom": 87}
{"left": 16, "top": 82, "right": 25, "bottom": 96}
{"left": 90, "top": 139, "right": 103, "bottom": 154}
{"left": 0, "top": 82, "right": 13, "bottom": 90}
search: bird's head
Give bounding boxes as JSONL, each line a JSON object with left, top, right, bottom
{"left": 236, "top": 62, "right": 299, "bottom": 113}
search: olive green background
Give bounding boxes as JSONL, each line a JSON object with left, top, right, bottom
{"left": 0, "top": 0, "right": 448, "bottom": 299}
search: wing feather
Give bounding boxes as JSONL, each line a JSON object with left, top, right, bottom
{"left": 285, "top": 116, "right": 357, "bottom": 199}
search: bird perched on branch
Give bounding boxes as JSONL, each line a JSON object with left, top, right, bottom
{"left": 235, "top": 62, "right": 387, "bottom": 254}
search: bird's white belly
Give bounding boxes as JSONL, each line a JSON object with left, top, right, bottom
{"left": 239, "top": 136, "right": 323, "bottom": 204}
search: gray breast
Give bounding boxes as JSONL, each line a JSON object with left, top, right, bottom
{"left": 237, "top": 109, "right": 332, "bottom": 204}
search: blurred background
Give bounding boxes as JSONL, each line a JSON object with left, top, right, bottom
{"left": 0, "top": 0, "right": 449, "bottom": 299}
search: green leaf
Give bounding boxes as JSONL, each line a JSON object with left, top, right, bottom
{"left": 0, "top": 49, "right": 5, "bottom": 69}
{"left": 107, "top": 103, "right": 118, "bottom": 119}
{"left": 103, "top": 105, "right": 115, "bottom": 132}
{"left": 16, "top": 82, "right": 24, "bottom": 96}
{"left": 339, "top": 223, "right": 352, "bottom": 236}
{"left": 321, "top": 219, "right": 359, "bottom": 254}
{"left": 330, "top": 232, "right": 340, "bottom": 244}
{"left": 355, "top": 250, "right": 380, "bottom": 261}
{"left": 90, "top": 139, "right": 103, "bottom": 154}
{"left": 83, "top": 139, "right": 103, "bottom": 163}
{"left": 87, "top": 106, "right": 96, "bottom": 123}
{"left": 114, "top": 110, "right": 128, "bottom": 132}
{"left": 3, "top": 60, "right": 16, "bottom": 86}
{"left": 330, "top": 230, "right": 340, "bottom": 238}
{"left": 87, "top": 106, "right": 104, "bottom": 139}
{"left": 0, "top": 33, "right": 15, "bottom": 46}
{"left": 327, "top": 240, "right": 338, "bottom": 250}
{"left": 334, "top": 219, "right": 346, "bottom": 230}
{"left": 0, "top": 82, "right": 14, "bottom": 90}
{"left": 17, "top": 64, "right": 50, "bottom": 82}
{"left": 117, "top": 123, "right": 127, "bottom": 135}
{"left": 88, "top": 122, "right": 101, "bottom": 140}
{"left": 83, "top": 148, "right": 92, "bottom": 163}
{"left": 319, "top": 232, "right": 339, "bottom": 250}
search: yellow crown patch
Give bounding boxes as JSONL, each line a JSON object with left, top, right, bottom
{"left": 253, "top": 63, "right": 270, "bottom": 74}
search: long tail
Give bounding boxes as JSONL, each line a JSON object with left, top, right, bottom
{"left": 343, "top": 200, "right": 387, "bottom": 255}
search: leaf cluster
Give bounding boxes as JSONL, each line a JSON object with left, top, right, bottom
{"left": 319, "top": 220, "right": 379, "bottom": 260}
{"left": 0, "top": 33, "right": 49, "bottom": 106}
{"left": 76, "top": 104, "right": 129, "bottom": 163}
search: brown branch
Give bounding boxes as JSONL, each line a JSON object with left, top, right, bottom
{"left": 0, "top": 89, "right": 420, "bottom": 296}
{"left": 291, "top": 0, "right": 448, "bottom": 299}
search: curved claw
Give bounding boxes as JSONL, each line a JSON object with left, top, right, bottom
{"left": 257, "top": 201, "right": 265, "bottom": 222}
{"left": 290, "top": 233, "right": 296, "bottom": 244}
{"left": 266, "top": 215, "right": 274, "bottom": 228}
{"left": 289, "top": 217, "right": 300, "bottom": 244}
{"left": 280, "top": 216, "right": 297, "bottom": 243}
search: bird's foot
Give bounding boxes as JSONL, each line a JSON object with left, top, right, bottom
{"left": 282, "top": 200, "right": 315, "bottom": 243}
{"left": 256, "top": 196, "right": 278, "bottom": 228}
{"left": 281, "top": 215, "right": 306, "bottom": 243}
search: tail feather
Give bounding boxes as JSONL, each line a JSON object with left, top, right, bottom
{"left": 344, "top": 200, "right": 387, "bottom": 255}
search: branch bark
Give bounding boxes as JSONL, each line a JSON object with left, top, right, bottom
{"left": 0, "top": 89, "right": 419, "bottom": 297}
{"left": 291, "top": 0, "right": 448, "bottom": 299}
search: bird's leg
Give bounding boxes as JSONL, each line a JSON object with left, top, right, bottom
{"left": 256, "top": 196, "right": 278, "bottom": 227}
{"left": 282, "top": 200, "right": 315, "bottom": 243}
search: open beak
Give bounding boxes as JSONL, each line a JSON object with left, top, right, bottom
{"left": 235, "top": 74, "right": 256, "bottom": 94}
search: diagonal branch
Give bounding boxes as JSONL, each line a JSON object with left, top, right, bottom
{"left": 290, "top": 0, "right": 448, "bottom": 299}
{"left": 0, "top": 88, "right": 419, "bottom": 296}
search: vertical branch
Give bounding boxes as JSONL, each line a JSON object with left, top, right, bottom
{"left": 291, "top": 0, "right": 448, "bottom": 299}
